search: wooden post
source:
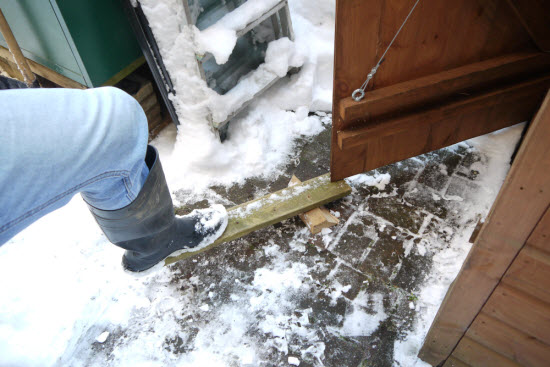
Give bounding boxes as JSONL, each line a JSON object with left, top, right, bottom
{"left": 0, "top": 8, "right": 38, "bottom": 86}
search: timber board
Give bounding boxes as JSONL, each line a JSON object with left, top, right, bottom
{"left": 165, "top": 173, "right": 351, "bottom": 265}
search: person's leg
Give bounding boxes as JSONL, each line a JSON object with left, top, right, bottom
{"left": 0, "top": 86, "right": 149, "bottom": 245}
{"left": 1, "top": 86, "right": 228, "bottom": 272}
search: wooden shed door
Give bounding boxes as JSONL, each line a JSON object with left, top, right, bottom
{"left": 419, "top": 90, "right": 550, "bottom": 366}
{"left": 331, "top": 0, "right": 550, "bottom": 181}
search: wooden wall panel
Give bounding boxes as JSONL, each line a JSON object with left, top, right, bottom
{"left": 467, "top": 313, "right": 550, "bottom": 367}
{"left": 442, "top": 356, "right": 470, "bottom": 367}
{"left": 483, "top": 284, "right": 550, "bottom": 346}
{"left": 331, "top": 0, "right": 538, "bottom": 181}
{"left": 503, "top": 245, "right": 550, "bottom": 304}
{"left": 418, "top": 91, "right": 550, "bottom": 365}
{"left": 452, "top": 337, "right": 522, "bottom": 367}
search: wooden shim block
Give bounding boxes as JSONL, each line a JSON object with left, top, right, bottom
{"left": 165, "top": 173, "right": 351, "bottom": 265}
{"left": 289, "top": 175, "right": 339, "bottom": 234}
{"left": 483, "top": 283, "right": 550, "bottom": 346}
{"left": 418, "top": 91, "right": 550, "bottom": 365}
{"left": 467, "top": 313, "right": 550, "bottom": 367}
{"left": 503, "top": 244, "right": 550, "bottom": 304}
{"left": 339, "top": 53, "right": 550, "bottom": 124}
{"left": 0, "top": 46, "right": 85, "bottom": 89}
{"left": 506, "top": 0, "right": 550, "bottom": 52}
{"left": 452, "top": 336, "right": 522, "bottom": 367}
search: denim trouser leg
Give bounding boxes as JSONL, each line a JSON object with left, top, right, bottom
{"left": 0, "top": 87, "right": 149, "bottom": 246}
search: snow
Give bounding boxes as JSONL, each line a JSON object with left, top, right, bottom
{"left": 288, "top": 356, "right": 301, "bottom": 365}
{"left": 347, "top": 172, "right": 392, "bottom": 191}
{"left": 339, "top": 292, "right": 387, "bottom": 337}
{"left": 139, "top": 0, "right": 330, "bottom": 199}
{"left": 195, "top": 0, "right": 282, "bottom": 64}
{"left": 95, "top": 332, "right": 110, "bottom": 344}
{"left": 0, "top": 0, "right": 528, "bottom": 366}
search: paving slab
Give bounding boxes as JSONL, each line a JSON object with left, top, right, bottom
{"left": 85, "top": 121, "right": 511, "bottom": 367}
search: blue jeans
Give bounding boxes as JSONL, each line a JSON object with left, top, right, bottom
{"left": 0, "top": 87, "right": 149, "bottom": 245}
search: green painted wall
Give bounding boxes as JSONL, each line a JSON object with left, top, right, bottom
{"left": 0, "top": 0, "right": 142, "bottom": 87}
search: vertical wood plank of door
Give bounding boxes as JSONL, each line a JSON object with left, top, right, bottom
{"left": 418, "top": 90, "right": 550, "bottom": 365}
{"left": 506, "top": 0, "right": 550, "bottom": 52}
{"left": 331, "top": 0, "right": 382, "bottom": 181}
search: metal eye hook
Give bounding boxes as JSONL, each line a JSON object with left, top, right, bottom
{"left": 352, "top": 89, "right": 365, "bottom": 102}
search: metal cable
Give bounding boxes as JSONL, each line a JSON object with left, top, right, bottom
{"left": 352, "top": 0, "right": 421, "bottom": 101}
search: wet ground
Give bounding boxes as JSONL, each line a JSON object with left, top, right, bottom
{"left": 89, "top": 115, "right": 500, "bottom": 367}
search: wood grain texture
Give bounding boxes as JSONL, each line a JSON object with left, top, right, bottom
{"left": 468, "top": 313, "right": 550, "bottom": 367}
{"left": 340, "top": 53, "right": 550, "bottom": 124}
{"left": 526, "top": 204, "right": 550, "bottom": 254}
{"left": 331, "top": 0, "right": 538, "bottom": 181}
{"left": 289, "top": 175, "right": 339, "bottom": 235}
{"left": 0, "top": 9, "right": 35, "bottom": 85}
{"left": 338, "top": 74, "right": 550, "bottom": 173}
{"left": 0, "top": 46, "right": 86, "bottom": 89}
{"left": 503, "top": 244, "right": 550, "bottom": 305}
{"left": 506, "top": 0, "right": 550, "bottom": 52}
{"left": 452, "top": 337, "right": 522, "bottom": 367}
{"left": 419, "top": 91, "right": 550, "bottom": 365}
{"left": 483, "top": 284, "right": 550, "bottom": 346}
{"left": 442, "top": 356, "right": 471, "bottom": 367}
{"left": 165, "top": 174, "right": 351, "bottom": 265}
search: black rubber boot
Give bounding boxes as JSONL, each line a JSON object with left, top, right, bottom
{"left": 86, "top": 145, "right": 228, "bottom": 272}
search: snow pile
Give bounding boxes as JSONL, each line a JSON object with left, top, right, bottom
{"left": 194, "top": 0, "right": 282, "bottom": 63}
{"left": 139, "top": 0, "right": 334, "bottom": 198}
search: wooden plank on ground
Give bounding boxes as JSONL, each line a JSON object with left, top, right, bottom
{"left": 467, "top": 313, "right": 550, "bottom": 367}
{"left": 452, "top": 336, "right": 522, "bottom": 367}
{"left": 418, "top": 90, "right": 550, "bottom": 365}
{"left": 340, "top": 53, "right": 550, "bottom": 123}
{"left": 483, "top": 284, "right": 550, "bottom": 346}
{"left": 506, "top": 0, "right": 550, "bottom": 52}
{"left": 289, "top": 175, "right": 339, "bottom": 235}
{"left": 0, "top": 46, "right": 86, "bottom": 89}
{"left": 165, "top": 173, "right": 352, "bottom": 265}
